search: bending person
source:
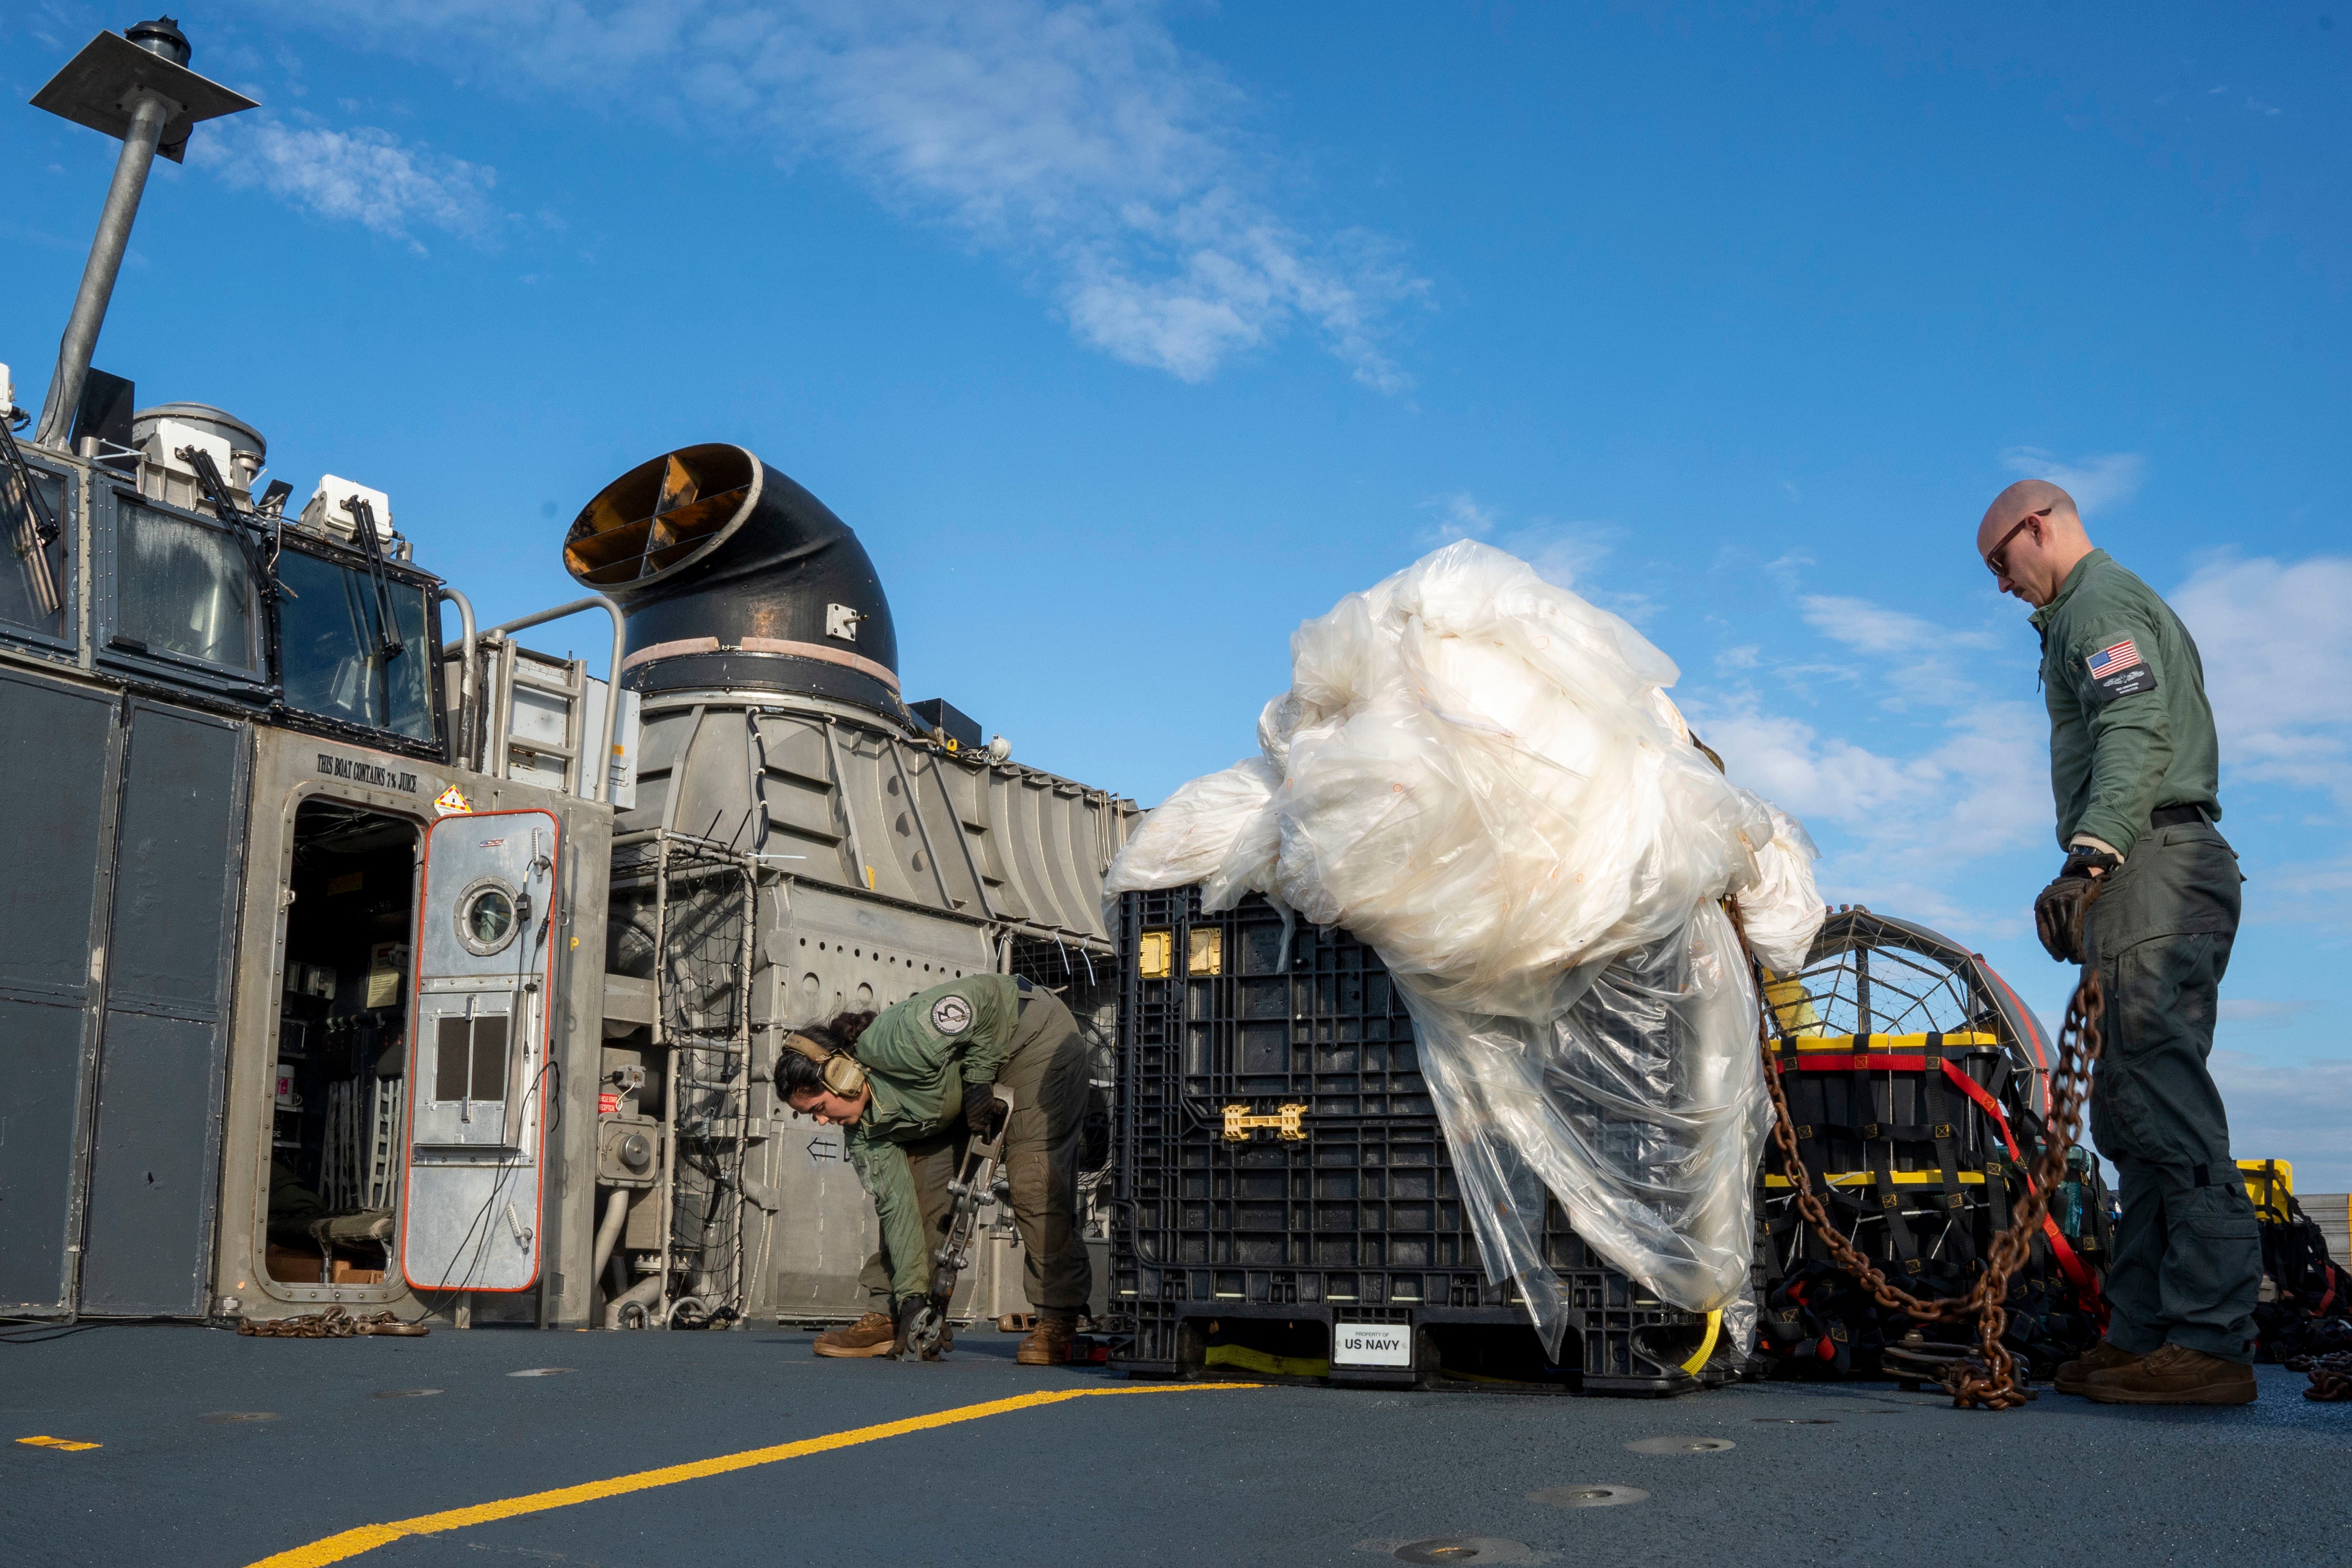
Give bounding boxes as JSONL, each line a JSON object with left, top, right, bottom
{"left": 774, "top": 974, "right": 1094, "bottom": 1365}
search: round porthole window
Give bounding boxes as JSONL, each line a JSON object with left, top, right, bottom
{"left": 455, "top": 878, "right": 522, "bottom": 957}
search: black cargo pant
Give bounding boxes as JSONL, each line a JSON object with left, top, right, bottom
{"left": 2085, "top": 819, "right": 2261, "bottom": 1365}
{"left": 860, "top": 990, "right": 1095, "bottom": 1316}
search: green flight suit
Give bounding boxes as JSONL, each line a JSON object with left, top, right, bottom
{"left": 846, "top": 974, "right": 1094, "bottom": 1316}
{"left": 2032, "top": 550, "right": 2259, "bottom": 1365}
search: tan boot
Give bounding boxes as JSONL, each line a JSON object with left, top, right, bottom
{"left": 1015, "top": 1315, "right": 1078, "bottom": 1366}
{"left": 2054, "top": 1339, "right": 2143, "bottom": 1396}
{"left": 2085, "top": 1343, "right": 2256, "bottom": 1405}
{"left": 813, "top": 1312, "right": 898, "bottom": 1358}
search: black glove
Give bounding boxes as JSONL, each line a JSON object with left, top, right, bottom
{"left": 963, "top": 1080, "right": 1002, "bottom": 1137}
{"left": 891, "top": 1295, "right": 940, "bottom": 1361}
{"left": 2033, "top": 846, "right": 2120, "bottom": 964}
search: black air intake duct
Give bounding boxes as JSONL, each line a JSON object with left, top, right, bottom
{"left": 564, "top": 444, "right": 900, "bottom": 712}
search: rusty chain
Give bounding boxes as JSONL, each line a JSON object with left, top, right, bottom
{"left": 1743, "top": 894, "right": 2107, "bottom": 1411}
{"left": 236, "top": 1308, "right": 427, "bottom": 1338}
{"left": 2287, "top": 1351, "right": 2352, "bottom": 1401}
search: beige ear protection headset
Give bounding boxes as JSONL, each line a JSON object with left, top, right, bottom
{"left": 782, "top": 1032, "right": 867, "bottom": 1099}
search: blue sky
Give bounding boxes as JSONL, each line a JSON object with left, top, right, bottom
{"left": 6, "top": 2, "right": 2347, "bottom": 1184}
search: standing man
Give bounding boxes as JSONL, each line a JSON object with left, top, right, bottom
{"left": 1978, "top": 479, "right": 2260, "bottom": 1405}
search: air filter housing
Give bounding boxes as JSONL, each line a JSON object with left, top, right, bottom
{"left": 564, "top": 444, "right": 900, "bottom": 713}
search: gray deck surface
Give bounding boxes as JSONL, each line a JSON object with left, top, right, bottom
{"left": 2, "top": 1324, "right": 2344, "bottom": 1567}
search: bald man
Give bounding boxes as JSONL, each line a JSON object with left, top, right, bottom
{"left": 1977, "top": 480, "right": 2259, "bottom": 1406}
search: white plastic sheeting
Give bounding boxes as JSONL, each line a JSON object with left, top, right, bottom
{"left": 1104, "top": 541, "right": 1825, "bottom": 1357}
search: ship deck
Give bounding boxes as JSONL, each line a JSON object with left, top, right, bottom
{"left": 3, "top": 1323, "right": 2343, "bottom": 1566}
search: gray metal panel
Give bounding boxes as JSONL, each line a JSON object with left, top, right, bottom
{"left": 0, "top": 1001, "right": 90, "bottom": 1309}
{"left": 0, "top": 670, "right": 114, "bottom": 995}
{"left": 0, "top": 669, "right": 119, "bottom": 1312}
{"left": 77, "top": 1012, "right": 223, "bottom": 1312}
{"left": 105, "top": 703, "right": 248, "bottom": 1014}
{"left": 82, "top": 700, "right": 247, "bottom": 1315}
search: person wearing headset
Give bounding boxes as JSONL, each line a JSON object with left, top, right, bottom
{"left": 775, "top": 972, "right": 1094, "bottom": 1365}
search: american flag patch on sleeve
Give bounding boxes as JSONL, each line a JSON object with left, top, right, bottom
{"left": 2083, "top": 636, "right": 2157, "bottom": 702}
{"left": 2086, "top": 639, "right": 2142, "bottom": 678}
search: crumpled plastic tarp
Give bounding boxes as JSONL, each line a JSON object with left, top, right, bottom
{"left": 1104, "top": 540, "right": 1825, "bottom": 1358}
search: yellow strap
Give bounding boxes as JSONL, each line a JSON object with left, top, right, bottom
{"left": 1679, "top": 1310, "right": 1722, "bottom": 1376}
{"left": 1773, "top": 1032, "right": 1999, "bottom": 1053}
{"left": 1766, "top": 1170, "right": 1986, "bottom": 1188}
{"left": 1204, "top": 1343, "right": 1331, "bottom": 1378}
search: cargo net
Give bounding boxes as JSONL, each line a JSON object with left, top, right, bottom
{"left": 1767, "top": 910, "right": 2013, "bottom": 1044}
{"left": 1005, "top": 934, "right": 1118, "bottom": 1239}
{"left": 1754, "top": 909, "right": 2106, "bottom": 1380}
{"left": 623, "top": 837, "right": 756, "bottom": 1328}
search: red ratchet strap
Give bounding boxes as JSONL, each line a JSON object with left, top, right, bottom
{"left": 1782, "top": 1053, "right": 1931, "bottom": 1073}
{"left": 1777, "top": 1051, "right": 2105, "bottom": 1318}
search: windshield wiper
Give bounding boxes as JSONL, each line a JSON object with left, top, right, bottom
{"left": 1, "top": 414, "right": 63, "bottom": 617}
{"left": 340, "top": 493, "right": 406, "bottom": 724}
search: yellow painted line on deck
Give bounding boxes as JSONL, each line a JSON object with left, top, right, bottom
{"left": 244, "top": 1382, "right": 1261, "bottom": 1568}
{"left": 16, "top": 1435, "right": 102, "bottom": 1451}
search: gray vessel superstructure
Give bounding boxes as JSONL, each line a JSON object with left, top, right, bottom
{"left": 0, "top": 17, "right": 1134, "bottom": 1337}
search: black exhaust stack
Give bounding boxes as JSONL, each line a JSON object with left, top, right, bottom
{"left": 563, "top": 444, "right": 901, "bottom": 714}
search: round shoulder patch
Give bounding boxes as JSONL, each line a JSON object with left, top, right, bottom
{"left": 930, "top": 993, "right": 973, "bottom": 1036}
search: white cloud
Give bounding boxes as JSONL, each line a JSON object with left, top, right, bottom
{"left": 244, "top": 0, "right": 1422, "bottom": 387}
{"left": 191, "top": 112, "right": 501, "bottom": 252}
{"left": 1425, "top": 491, "right": 1498, "bottom": 542}
{"left": 2172, "top": 554, "right": 2352, "bottom": 803}
{"left": 2220, "top": 999, "right": 2319, "bottom": 1028}
{"left": 1695, "top": 693, "right": 2048, "bottom": 930}
{"left": 2000, "top": 447, "right": 2146, "bottom": 514}
{"left": 1714, "top": 644, "right": 1760, "bottom": 672}
{"left": 1417, "top": 491, "right": 1629, "bottom": 604}
{"left": 2208, "top": 1050, "right": 2352, "bottom": 1190}
{"left": 1501, "top": 522, "right": 1625, "bottom": 601}
{"left": 1798, "top": 594, "right": 1997, "bottom": 654}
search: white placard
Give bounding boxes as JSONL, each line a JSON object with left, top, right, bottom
{"left": 1332, "top": 1321, "right": 1412, "bottom": 1369}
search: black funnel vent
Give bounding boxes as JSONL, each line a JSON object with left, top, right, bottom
{"left": 564, "top": 444, "right": 900, "bottom": 711}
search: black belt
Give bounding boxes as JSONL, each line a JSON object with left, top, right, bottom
{"left": 2151, "top": 803, "right": 2210, "bottom": 828}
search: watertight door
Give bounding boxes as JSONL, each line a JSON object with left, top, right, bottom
{"left": 399, "top": 809, "right": 558, "bottom": 1295}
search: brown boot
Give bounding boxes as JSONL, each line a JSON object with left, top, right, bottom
{"left": 813, "top": 1312, "right": 898, "bottom": 1358}
{"left": 2054, "top": 1339, "right": 2143, "bottom": 1396}
{"left": 2084, "top": 1343, "right": 2256, "bottom": 1405}
{"left": 1015, "top": 1315, "right": 1078, "bottom": 1366}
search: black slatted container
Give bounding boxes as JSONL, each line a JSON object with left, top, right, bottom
{"left": 1106, "top": 886, "right": 1734, "bottom": 1396}
{"left": 1749, "top": 911, "right": 2110, "bottom": 1381}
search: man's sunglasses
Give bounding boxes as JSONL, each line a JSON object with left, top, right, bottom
{"left": 1984, "top": 508, "right": 2051, "bottom": 578}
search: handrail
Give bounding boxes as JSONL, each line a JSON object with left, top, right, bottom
{"left": 482, "top": 594, "right": 627, "bottom": 803}
{"left": 437, "top": 586, "right": 478, "bottom": 769}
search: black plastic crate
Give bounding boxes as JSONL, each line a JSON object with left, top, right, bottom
{"left": 1113, "top": 1291, "right": 1723, "bottom": 1395}
{"left": 1753, "top": 1032, "right": 2089, "bottom": 1291}
{"left": 1109, "top": 887, "right": 1732, "bottom": 1396}
{"left": 1118, "top": 885, "right": 1432, "bottom": 1128}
